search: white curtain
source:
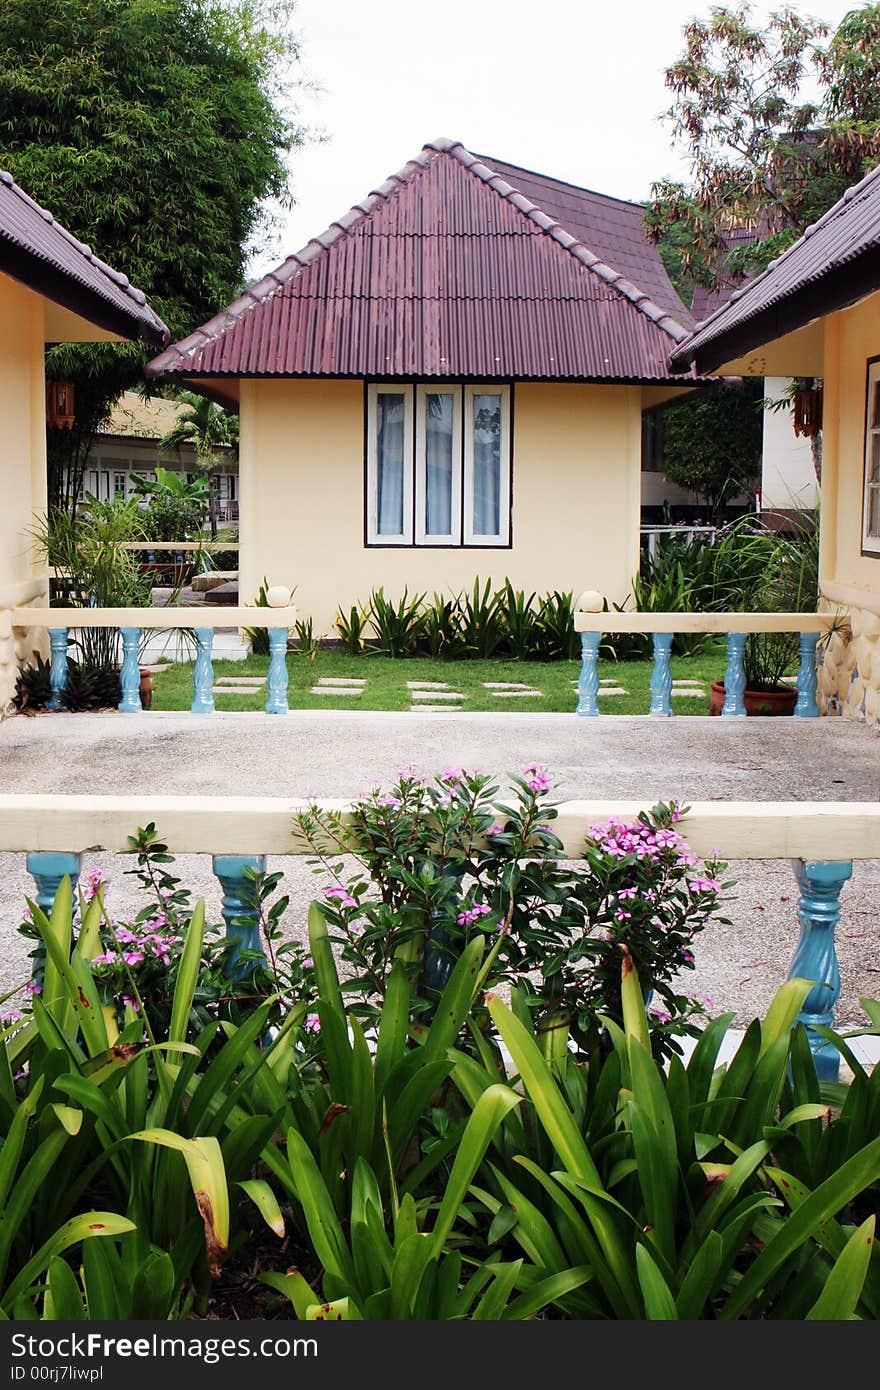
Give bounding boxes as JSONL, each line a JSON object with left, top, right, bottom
{"left": 377, "top": 393, "right": 405, "bottom": 535}
{"left": 425, "top": 393, "right": 453, "bottom": 535}
{"left": 472, "top": 393, "right": 501, "bottom": 536}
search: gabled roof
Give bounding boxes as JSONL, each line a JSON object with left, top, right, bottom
{"left": 147, "top": 138, "right": 693, "bottom": 387}
{"left": 0, "top": 169, "right": 168, "bottom": 345}
{"left": 671, "top": 163, "right": 880, "bottom": 373}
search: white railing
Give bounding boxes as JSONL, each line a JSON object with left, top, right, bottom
{"left": 573, "top": 608, "right": 847, "bottom": 717}
{"left": 8, "top": 794, "right": 878, "bottom": 1081}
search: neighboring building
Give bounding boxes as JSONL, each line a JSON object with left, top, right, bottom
{"left": 148, "top": 138, "right": 698, "bottom": 632}
{"left": 0, "top": 168, "right": 166, "bottom": 706}
{"left": 690, "top": 229, "right": 817, "bottom": 518}
{"left": 670, "top": 161, "right": 880, "bottom": 725}
{"left": 89, "top": 391, "right": 238, "bottom": 521}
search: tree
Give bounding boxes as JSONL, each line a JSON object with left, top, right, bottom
{"left": 158, "top": 391, "right": 240, "bottom": 538}
{"left": 0, "top": 0, "right": 307, "bottom": 512}
{"left": 646, "top": 4, "right": 880, "bottom": 283}
{"left": 661, "top": 380, "right": 764, "bottom": 522}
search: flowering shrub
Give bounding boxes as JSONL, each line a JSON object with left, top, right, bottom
{"left": 294, "top": 763, "right": 731, "bottom": 1053}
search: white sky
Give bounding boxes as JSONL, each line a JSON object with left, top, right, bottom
{"left": 249, "top": 0, "right": 858, "bottom": 278}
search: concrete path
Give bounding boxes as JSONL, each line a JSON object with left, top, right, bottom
{"left": 1, "top": 710, "right": 879, "bottom": 1030}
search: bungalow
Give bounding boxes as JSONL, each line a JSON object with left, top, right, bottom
{"left": 669, "top": 162, "right": 880, "bottom": 726}
{"left": 147, "top": 138, "right": 698, "bottom": 636}
{"left": 0, "top": 169, "right": 167, "bottom": 707}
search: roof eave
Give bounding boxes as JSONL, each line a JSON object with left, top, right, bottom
{"left": 671, "top": 249, "right": 880, "bottom": 374}
{"left": 1, "top": 239, "right": 168, "bottom": 347}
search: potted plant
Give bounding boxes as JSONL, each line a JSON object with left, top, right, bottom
{"left": 707, "top": 511, "right": 819, "bottom": 717}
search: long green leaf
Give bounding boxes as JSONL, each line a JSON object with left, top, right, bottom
{"left": 636, "top": 1244, "right": 679, "bottom": 1319}
{"left": 1, "top": 1213, "right": 135, "bottom": 1312}
{"left": 720, "top": 1136, "right": 880, "bottom": 1320}
{"left": 130, "top": 1130, "right": 229, "bottom": 1274}
{"left": 307, "top": 902, "right": 344, "bottom": 1016}
{"left": 168, "top": 900, "right": 205, "bottom": 1060}
{"left": 429, "top": 1084, "right": 521, "bottom": 1259}
{"left": 487, "top": 993, "right": 601, "bottom": 1186}
{"left": 285, "top": 1127, "right": 356, "bottom": 1287}
{"left": 806, "top": 1216, "right": 876, "bottom": 1320}
{"left": 238, "top": 1180, "right": 285, "bottom": 1239}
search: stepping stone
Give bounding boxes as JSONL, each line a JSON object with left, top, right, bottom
{"left": 310, "top": 686, "right": 363, "bottom": 696}
{"left": 317, "top": 677, "right": 367, "bottom": 687}
{"left": 410, "top": 690, "right": 464, "bottom": 702}
{"left": 672, "top": 679, "right": 703, "bottom": 687}
{"left": 215, "top": 676, "right": 266, "bottom": 686}
{"left": 490, "top": 689, "right": 542, "bottom": 698}
{"left": 409, "top": 704, "right": 464, "bottom": 713}
{"left": 212, "top": 686, "right": 261, "bottom": 696}
{"left": 407, "top": 680, "right": 450, "bottom": 690}
{"left": 483, "top": 681, "right": 531, "bottom": 689}
{"left": 671, "top": 688, "right": 706, "bottom": 698}
{"left": 598, "top": 687, "right": 628, "bottom": 696}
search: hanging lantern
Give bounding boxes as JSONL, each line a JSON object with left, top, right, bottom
{"left": 46, "top": 380, "right": 75, "bottom": 429}
{"left": 792, "top": 378, "right": 823, "bottom": 439}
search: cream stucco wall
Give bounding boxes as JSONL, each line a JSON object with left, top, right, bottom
{"left": 238, "top": 379, "right": 642, "bottom": 636}
{"left": 0, "top": 272, "right": 50, "bottom": 708}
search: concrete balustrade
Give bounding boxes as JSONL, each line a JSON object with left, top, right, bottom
{"left": 9, "top": 603, "right": 296, "bottom": 715}
{"left": 10, "top": 794, "right": 880, "bottom": 1079}
{"left": 573, "top": 609, "right": 848, "bottom": 720}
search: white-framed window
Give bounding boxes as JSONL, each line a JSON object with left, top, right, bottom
{"left": 863, "top": 359, "right": 880, "bottom": 556}
{"left": 366, "top": 383, "right": 511, "bottom": 547}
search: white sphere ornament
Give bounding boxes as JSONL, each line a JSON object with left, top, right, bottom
{"left": 575, "top": 589, "right": 604, "bottom": 613}
{"left": 265, "top": 585, "right": 292, "bottom": 608}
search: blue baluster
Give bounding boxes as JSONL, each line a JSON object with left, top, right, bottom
{"left": 191, "top": 627, "right": 215, "bottom": 714}
{"left": 794, "top": 632, "right": 820, "bottom": 718}
{"left": 722, "top": 633, "right": 747, "bottom": 717}
{"left": 650, "top": 633, "right": 673, "bottom": 717}
{"left": 47, "top": 628, "right": 69, "bottom": 711}
{"left": 265, "top": 628, "right": 289, "bottom": 715}
{"left": 26, "top": 852, "right": 82, "bottom": 984}
{"left": 787, "top": 859, "right": 853, "bottom": 1080}
{"left": 213, "top": 854, "right": 267, "bottom": 980}
{"left": 577, "top": 631, "right": 601, "bottom": 717}
{"left": 118, "top": 627, "right": 142, "bottom": 713}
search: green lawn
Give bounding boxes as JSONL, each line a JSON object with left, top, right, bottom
{"left": 150, "top": 643, "right": 730, "bottom": 714}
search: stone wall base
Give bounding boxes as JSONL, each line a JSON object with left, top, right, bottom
{"left": 818, "top": 603, "right": 880, "bottom": 724}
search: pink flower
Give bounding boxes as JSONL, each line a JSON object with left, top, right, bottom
{"left": 701, "top": 995, "right": 717, "bottom": 1009}
{"left": 121, "top": 994, "right": 141, "bottom": 1013}
{"left": 115, "top": 927, "right": 138, "bottom": 945}
{"left": 485, "top": 823, "right": 504, "bottom": 837}
{"left": 441, "top": 765, "right": 464, "bottom": 785}
{"left": 679, "top": 948, "right": 695, "bottom": 965}
{"left": 649, "top": 1007, "right": 671, "bottom": 1024}
{"left": 82, "top": 867, "right": 106, "bottom": 902}
{"left": 304, "top": 1013, "right": 321, "bottom": 1034}
{"left": 690, "top": 876, "right": 721, "bottom": 893}
{"left": 2, "top": 1010, "right": 22, "bottom": 1026}
{"left": 122, "top": 951, "right": 144, "bottom": 967}
{"left": 324, "top": 885, "right": 357, "bottom": 909}
{"left": 159, "top": 887, "right": 174, "bottom": 900}
{"left": 456, "top": 903, "right": 492, "bottom": 927}
{"left": 374, "top": 795, "right": 402, "bottom": 808}
{"left": 91, "top": 952, "right": 116, "bottom": 966}
{"left": 25, "top": 981, "right": 42, "bottom": 995}
{"left": 618, "top": 887, "right": 638, "bottom": 900}
{"left": 303, "top": 956, "right": 313, "bottom": 968}
{"left": 614, "top": 909, "right": 632, "bottom": 922}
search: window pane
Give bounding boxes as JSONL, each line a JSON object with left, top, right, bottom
{"left": 869, "top": 483, "right": 880, "bottom": 538}
{"left": 376, "top": 393, "right": 406, "bottom": 535}
{"left": 872, "top": 379, "right": 880, "bottom": 429}
{"left": 870, "top": 433, "right": 880, "bottom": 486}
{"left": 472, "top": 393, "right": 502, "bottom": 536}
{"left": 425, "top": 393, "right": 454, "bottom": 534}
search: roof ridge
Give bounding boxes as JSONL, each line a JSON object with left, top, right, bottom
{"left": 689, "top": 160, "right": 880, "bottom": 335}
{"left": 438, "top": 140, "right": 689, "bottom": 344}
{"left": 149, "top": 136, "right": 689, "bottom": 374}
{"left": 0, "top": 168, "right": 156, "bottom": 311}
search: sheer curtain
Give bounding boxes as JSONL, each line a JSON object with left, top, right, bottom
{"left": 376, "top": 393, "right": 405, "bottom": 535}
{"left": 425, "top": 392, "right": 453, "bottom": 535}
{"left": 472, "top": 393, "right": 501, "bottom": 536}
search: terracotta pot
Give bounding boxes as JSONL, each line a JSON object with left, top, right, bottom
{"left": 709, "top": 680, "right": 797, "bottom": 717}
{"left": 139, "top": 668, "right": 153, "bottom": 710}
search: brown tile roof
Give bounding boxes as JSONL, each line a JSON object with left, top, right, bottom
{"left": 671, "top": 163, "right": 880, "bottom": 372}
{"left": 147, "top": 138, "right": 693, "bottom": 386}
{"left": 471, "top": 151, "right": 691, "bottom": 327}
{"left": 0, "top": 169, "right": 167, "bottom": 345}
